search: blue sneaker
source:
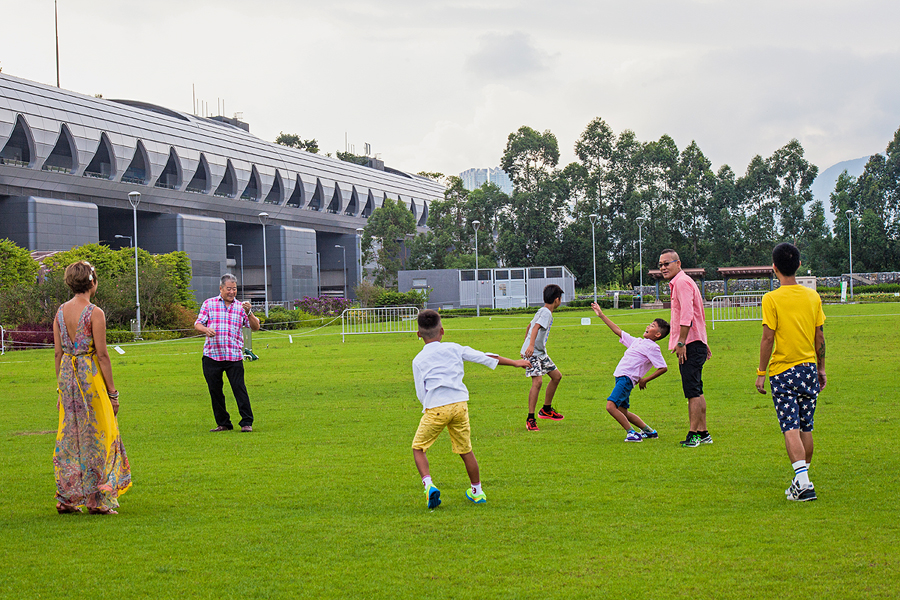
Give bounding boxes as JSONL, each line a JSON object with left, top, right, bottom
{"left": 625, "top": 430, "right": 643, "bottom": 442}
{"left": 640, "top": 429, "right": 658, "bottom": 439}
{"left": 466, "top": 488, "right": 486, "bottom": 504}
{"left": 425, "top": 484, "right": 441, "bottom": 509}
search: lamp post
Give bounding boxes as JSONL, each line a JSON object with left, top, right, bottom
{"left": 258, "top": 212, "right": 269, "bottom": 316}
{"left": 589, "top": 214, "right": 598, "bottom": 304}
{"left": 472, "top": 220, "right": 481, "bottom": 317}
{"left": 356, "top": 227, "right": 364, "bottom": 289}
{"left": 127, "top": 191, "right": 141, "bottom": 339}
{"left": 846, "top": 209, "right": 854, "bottom": 300}
{"left": 227, "top": 243, "right": 244, "bottom": 298}
{"left": 636, "top": 216, "right": 645, "bottom": 296}
{"left": 114, "top": 234, "right": 132, "bottom": 247}
{"left": 335, "top": 244, "right": 347, "bottom": 298}
{"left": 306, "top": 251, "right": 320, "bottom": 297}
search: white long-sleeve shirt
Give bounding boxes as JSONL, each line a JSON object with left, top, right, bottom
{"left": 412, "top": 341, "right": 499, "bottom": 411}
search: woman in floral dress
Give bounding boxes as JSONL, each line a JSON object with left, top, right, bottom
{"left": 52, "top": 261, "right": 131, "bottom": 514}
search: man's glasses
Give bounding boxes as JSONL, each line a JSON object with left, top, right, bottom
{"left": 658, "top": 260, "right": 677, "bottom": 268}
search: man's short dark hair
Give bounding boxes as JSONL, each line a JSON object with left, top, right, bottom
{"left": 418, "top": 309, "right": 442, "bottom": 339}
{"left": 772, "top": 242, "right": 801, "bottom": 277}
{"left": 653, "top": 318, "right": 670, "bottom": 339}
{"left": 543, "top": 284, "right": 564, "bottom": 304}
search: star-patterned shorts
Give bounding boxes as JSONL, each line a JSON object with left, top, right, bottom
{"left": 770, "top": 362, "right": 819, "bottom": 433}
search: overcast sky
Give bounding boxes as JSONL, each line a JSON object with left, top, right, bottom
{"left": 2, "top": 0, "right": 899, "bottom": 178}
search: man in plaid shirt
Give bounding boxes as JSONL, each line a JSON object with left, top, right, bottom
{"left": 194, "top": 274, "right": 261, "bottom": 432}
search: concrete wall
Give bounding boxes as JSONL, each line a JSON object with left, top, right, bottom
{"left": 0, "top": 196, "right": 97, "bottom": 250}
{"left": 270, "top": 226, "right": 318, "bottom": 303}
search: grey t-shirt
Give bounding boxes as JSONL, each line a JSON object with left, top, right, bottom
{"left": 520, "top": 306, "right": 553, "bottom": 357}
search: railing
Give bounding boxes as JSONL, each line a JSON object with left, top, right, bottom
{"left": 341, "top": 306, "right": 419, "bottom": 342}
{"left": 1, "top": 325, "right": 5, "bottom": 355}
{"left": 0, "top": 157, "right": 29, "bottom": 167}
{"left": 711, "top": 294, "right": 764, "bottom": 330}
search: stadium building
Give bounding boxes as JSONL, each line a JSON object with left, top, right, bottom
{"left": 0, "top": 73, "right": 444, "bottom": 303}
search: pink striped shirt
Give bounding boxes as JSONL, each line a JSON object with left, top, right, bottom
{"left": 668, "top": 269, "right": 708, "bottom": 351}
{"left": 195, "top": 296, "right": 250, "bottom": 362}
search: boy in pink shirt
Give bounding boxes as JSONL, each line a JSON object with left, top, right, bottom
{"left": 591, "top": 303, "right": 670, "bottom": 442}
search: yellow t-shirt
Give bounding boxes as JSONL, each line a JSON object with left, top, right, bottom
{"left": 761, "top": 284, "right": 826, "bottom": 376}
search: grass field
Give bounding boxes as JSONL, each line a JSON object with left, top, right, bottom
{"left": 2, "top": 303, "right": 899, "bottom": 599}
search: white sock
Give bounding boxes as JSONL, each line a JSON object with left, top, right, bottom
{"left": 422, "top": 476, "right": 433, "bottom": 489}
{"left": 792, "top": 460, "right": 810, "bottom": 488}
{"left": 472, "top": 482, "right": 482, "bottom": 495}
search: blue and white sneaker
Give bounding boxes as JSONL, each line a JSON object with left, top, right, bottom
{"left": 786, "top": 480, "right": 817, "bottom": 502}
{"left": 625, "top": 430, "right": 643, "bottom": 442}
{"left": 640, "top": 429, "right": 659, "bottom": 439}
{"left": 425, "top": 484, "right": 441, "bottom": 509}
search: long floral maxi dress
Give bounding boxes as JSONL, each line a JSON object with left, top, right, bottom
{"left": 54, "top": 304, "right": 132, "bottom": 510}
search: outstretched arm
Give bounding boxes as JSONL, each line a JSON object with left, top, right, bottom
{"left": 496, "top": 355, "right": 531, "bottom": 369}
{"left": 591, "top": 303, "right": 622, "bottom": 337}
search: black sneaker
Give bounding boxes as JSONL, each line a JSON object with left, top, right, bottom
{"left": 681, "top": 433, "right": 701, "bottom": 448}
{"left": 678, "top": 431, "right": 694, "bottom": 445}
{"left": 786, "top": 480, "right": 817, "bottom": 502}
{"left": 699, "top": 433, "right": 713, "bottom": 444}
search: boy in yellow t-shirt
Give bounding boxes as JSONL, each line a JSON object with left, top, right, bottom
{"left": 755, "top": 243, "right": 826, "bottom": 502}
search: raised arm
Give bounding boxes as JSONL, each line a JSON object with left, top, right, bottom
{"left": 591, "top": 302, "right": 622, "bottom": 337}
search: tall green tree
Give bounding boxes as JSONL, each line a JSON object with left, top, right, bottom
{"left": 361, "top": 198, "right": 416, "bottom": 288}
{"left": 769, "top": 139, "right": 819, "bottom": 243}
{"left": 500, "top": 126, "right": 560, "bottom": 192}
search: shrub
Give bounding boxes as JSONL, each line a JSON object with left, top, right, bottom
{"left": 6, "top": 323, "right": 54, "bottom": 351}
{"left": 374, "top": 289, "right": 429, "bottom": 308}
{"left": 295, "top": 296, "right": 353, "bottom": 316}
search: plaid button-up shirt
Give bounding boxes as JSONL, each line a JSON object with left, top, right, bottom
{"left": 196, "top": 295, "right": 250, "bottom": 362}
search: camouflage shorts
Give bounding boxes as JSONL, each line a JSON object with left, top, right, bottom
{"left": 524, "top": 354, "right": 557, "bottom": 377}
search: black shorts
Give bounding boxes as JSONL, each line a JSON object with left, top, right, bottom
{"left": 678, "top": 341, "right": 707, "bottom": 399}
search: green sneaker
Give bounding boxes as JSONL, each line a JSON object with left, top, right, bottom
{"left": 425, "top": 484, "right": 441, "bottom": 509}
{"left": 681, "top": 433, "right": 702, "bottom": 448}
{"left": 466, "top": 488, "right": 486, "bottom": 504}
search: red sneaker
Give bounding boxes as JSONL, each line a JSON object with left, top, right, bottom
{"left": 526, "top": 417, "right": 540, "bottom": 431}
{"left": 538, "top": 407, "right": 564, "bottom": 420}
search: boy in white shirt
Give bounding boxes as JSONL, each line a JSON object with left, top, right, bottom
{"left": 591, "top": 303, "right": 670, "bottom": 442}
{"left": 412, "top": 309, "right": 529, "bottom": 508}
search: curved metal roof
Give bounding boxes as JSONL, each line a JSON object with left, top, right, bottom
{"left": 0, "top": 73, "right": 443, "bottom": 228}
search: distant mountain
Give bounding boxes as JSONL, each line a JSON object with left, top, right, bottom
{"left": 810, "top": 156, "right": 872, "bottom": 225}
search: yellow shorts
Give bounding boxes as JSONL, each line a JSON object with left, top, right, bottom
{"left": 411, "top": 401, "right": 472, "bottom": 454}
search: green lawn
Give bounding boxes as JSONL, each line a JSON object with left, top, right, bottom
{"left": 2, "top": 303, "right": 898, "bottom": 599}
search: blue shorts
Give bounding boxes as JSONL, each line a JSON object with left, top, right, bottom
{"left": 607, "top": 376, "right": 635, "bottom": 409}
{"left": 770, "top": 363, "right": 819, "bottom": 433}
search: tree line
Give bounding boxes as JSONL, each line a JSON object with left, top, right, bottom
{"left": 378, "top": 120, "right": 900, "bottom": 289}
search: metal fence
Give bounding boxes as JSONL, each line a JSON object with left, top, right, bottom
{"left": 711, "top": 294, "right": 764, "bottom": 330}
{"left": 341, "top": 306, "right": 420, "bottom": 342}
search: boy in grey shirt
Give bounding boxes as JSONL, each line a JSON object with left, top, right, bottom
{"left": 521, "top": 284, "right": 564, "bottom": 431}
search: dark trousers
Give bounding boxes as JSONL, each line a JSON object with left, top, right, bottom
{"left": 202, "top": 356, "right": 254, "bottom": 428}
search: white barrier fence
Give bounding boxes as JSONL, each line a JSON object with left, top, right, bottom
{"left": 341, "top": 306, "right": 420, "bottom": 342}
{"left": 711, "top": 294, "right": 764, "bottom": 330}
{"left": 1, "top": 325, "right": 5, "bottom": 355}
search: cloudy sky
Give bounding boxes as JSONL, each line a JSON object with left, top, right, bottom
{"left": 2, "top": 0, "right": 899, "bottom": 178}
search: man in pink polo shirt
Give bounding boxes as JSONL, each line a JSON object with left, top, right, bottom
{"left": 659, "top": 249, "right": 712, "bottom": 448}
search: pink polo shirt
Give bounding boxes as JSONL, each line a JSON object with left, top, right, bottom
{"left": 668, "top": 269, "right": 707, "bottom": 351}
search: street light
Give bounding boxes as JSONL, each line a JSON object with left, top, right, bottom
{"left": 846, "top": 209, "right": 854, "bottom": 300}
{"left": 127, "top": 191, "right": 141, "bottom": 340}
{"left": 589, "top": 214, "right": 598, "bottom": 304}
{"left": 335, "top": 244, "right": 347, "bottom": 298}
{"left": 472, "top": 220, "right": 481, "bottom": 317}
{"left": 227, "top": 243, "right": 244, "bottom": 298}
{"left": 258, "top": 212, "right": 269, "bottom": 316}
{"left": 356, "top": 227, "right": 364, "bottom": 288}
{"left": 307, "top": 251, "right": 320, "bottom": 297}
{"left": 636, "top": 216, "right": 646, "bottom": 297}
{"left": 114, "top": 234, "right": 132, "bottom": 247}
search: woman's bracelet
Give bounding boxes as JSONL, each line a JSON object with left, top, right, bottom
{"left": 108, "top": 390, "right": 119, "bottom": 399}
{"left": 756, "top": 369, "right": 766, "bottom": 377}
